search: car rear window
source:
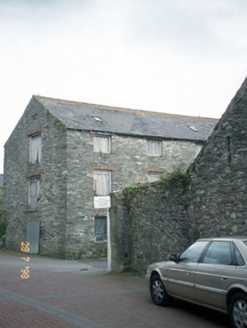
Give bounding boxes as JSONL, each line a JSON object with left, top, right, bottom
{"left": 243, "top": 241, "right": 247, "bottom": 247}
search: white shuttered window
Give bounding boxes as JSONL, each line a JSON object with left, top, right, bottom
{"left": 94, "top": 171, "right": 111, "bottom": 195}
{"left": 94, "top": 136, "right": 111, "bottom": 153}
{"left": 28, "top": 177, "right": 41, "bottom": 208}
{"left": 147, "top": 140, "right": 162, "bottom": 156}
{"left": 30, "top": 134, "right": 42, "bottom": 163}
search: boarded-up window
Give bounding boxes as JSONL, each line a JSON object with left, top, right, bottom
{"left": 94, "top": 136, "right": 111, "bottom": 153}
{"left": 147, "top": 140, "right": 162, "bottom": 156}
{"left": 30, "top": 134, "right": 42, "bottom": 163}
{"left": 94, "top": 217, "right": 107, "bottom": 242}
{"left": 148, "top": 172, "right": 161, "bottom": 182}
{"left": 94, "top": 171, "right": 111, "bottom": 195}
{"left": 28, "top": 177, "right": 41, "bottom": 208}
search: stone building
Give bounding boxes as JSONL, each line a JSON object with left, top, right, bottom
{"left": 0, "top": 174, "right": 3, "bottom": 222}
{"left": 3, "top": 95, "right": 217, "bottom": 258}
{"left": 109, "top": 77, "right": 247, "bottom": 272}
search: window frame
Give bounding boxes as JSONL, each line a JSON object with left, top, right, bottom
{"left": 93, "top": 135, "right": 111, "bottom": 154}
{"left": 94, "top": 216, "right": 107, "bottom": 242}
{"left": 93, "top": 170, "right": 112, "bottom": 196}
{"left": 148, "top": 171, "right": 162, "bottom": 182}
{"left": 28, "top": 176, "right": 41, "bottom": 208}
{"left": 202, "top": 241, "right": 233, "bottom": 266}
{"left": 146, "top": 140, "right": 162, "bottom": 157}
{"left": 29, "top": 133, "right": 42, "bottom": 164}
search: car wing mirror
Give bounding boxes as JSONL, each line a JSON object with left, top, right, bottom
{"left": 169, "top": 254, "right": 179, "bottom": 263}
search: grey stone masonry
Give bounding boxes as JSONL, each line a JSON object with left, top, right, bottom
{"left": 188, "top": 77, "right": 247, "bottom": 238}
{"left": 110, "top": 182, "right": 193, "bottom": 273}
{"left": 4, "top": 95, "right": 217, "bottom": 259}
{"left": 4, "top": 97, "right": 67, "bottom": 257}
{"left": 108, "top": 77, "right": 247, "bottom": 273}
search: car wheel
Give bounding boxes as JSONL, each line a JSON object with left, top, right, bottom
{"left": 230, "top": 293, "right": 247, "bottom": 328}
{"left": 150, "top": 275, "right": 172, "bottom": 306}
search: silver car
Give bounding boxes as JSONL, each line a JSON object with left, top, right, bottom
{"left": 145, "top": 237, "right": 247, "bottom": 328}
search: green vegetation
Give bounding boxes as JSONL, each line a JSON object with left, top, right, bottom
{"left": 161, "top": 163, "right": 190, "bottom": 191}
{"left": 0, "top": 222, "right": 6, "bottom": 239}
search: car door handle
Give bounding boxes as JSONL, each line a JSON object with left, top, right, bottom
{"left": 221, "top": 277, "right": 227, "bottom": 281}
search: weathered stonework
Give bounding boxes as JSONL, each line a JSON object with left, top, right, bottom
{"left": 111, "top": 77, "right": 247, "bottom": 273}
{"left": 188, "top": 77, "right": 247, "bottom": 238}
{"left": 110, "top": 183, "right": 193, "bottom": 272}
{"left": 4, "top": 96, "right": 216, "bottom": 259}
{"left": 4, "top": 98, "right": 67, "bottom": 257}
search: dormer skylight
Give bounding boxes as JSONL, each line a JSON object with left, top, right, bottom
{"left": 92, "top": 115, "right": 103, "bottom": 122}
{"left": 188, "top": 125, "right": 199, "bottom": 132}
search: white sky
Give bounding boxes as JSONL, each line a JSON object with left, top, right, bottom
{"left": 0, "top": 0, "right": 247, "bottom": 174}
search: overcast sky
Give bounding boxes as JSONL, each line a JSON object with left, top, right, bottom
{"left": 0, "top": 0, "right": 247, "bottom": 174}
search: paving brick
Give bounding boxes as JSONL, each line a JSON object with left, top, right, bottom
{"left": 0, "top": 250, "right": 230, "bottom": 328}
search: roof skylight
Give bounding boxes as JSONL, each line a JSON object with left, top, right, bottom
{"left": 92, "top": 116, "right": 103, "bottom": 122}
{"left": 188, "top": 125, "right": 199, "bottom": 132}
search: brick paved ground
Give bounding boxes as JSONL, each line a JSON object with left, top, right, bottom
{"left": 0, "top": 250, "right": 230, "bottom": 328}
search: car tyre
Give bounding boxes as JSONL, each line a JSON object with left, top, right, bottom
{"left": 229, "top": 293, "right": 247, "bottom": 328}
{"left": 150, "top": 275, "right": 172, "bottom": 306}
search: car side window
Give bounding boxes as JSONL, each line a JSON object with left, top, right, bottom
{"left": 202, "top": 241, "right": 232, "bottom": 265}
{"left": 179, "top": 241, "right": 209, "bottom": 263}
{"left": 233, "top": 244, "right": 245, "bottom": 266}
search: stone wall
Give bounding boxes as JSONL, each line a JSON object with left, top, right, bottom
{"left": 65, "top": 130, "right": 200, "bottom": 259}
{"left": 188, "top": 77, "right": 247, "bottom": 238}
{"left": 4, "top": 97, "right": 67, "bottom": 257}
{"left": 110, "top": 181, "right": 193, "bottom": 273}
{"left": 110, "top": 78, "right": 247, "bottom": 273}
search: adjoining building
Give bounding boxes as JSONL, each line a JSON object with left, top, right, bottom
{"left": 3, "top": 95, "right": 217, "bottom": 258}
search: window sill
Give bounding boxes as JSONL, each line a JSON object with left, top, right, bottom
{"left": 25, "top": 208, "right": 41, "bottom": 212}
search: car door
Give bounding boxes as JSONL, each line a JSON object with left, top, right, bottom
{"left": 194, "top": 241, "right": 236, "bottom": 311}
{"left": 162, "top": 241, "right": 209, "bottom": 302}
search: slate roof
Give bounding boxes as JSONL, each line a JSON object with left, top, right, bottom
{"left": 35, "top": 96, "right": 218, "bottom": 142}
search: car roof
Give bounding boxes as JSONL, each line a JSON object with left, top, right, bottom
{"left": 197, "top": 237, "right": 247, "bottom": 242}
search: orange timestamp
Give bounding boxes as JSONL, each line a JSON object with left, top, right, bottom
{"left": 21, "top": 242, "right": 30, "bottom": 279}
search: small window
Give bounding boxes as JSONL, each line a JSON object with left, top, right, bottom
{"left": 180, "top": 241, "right": 209, "bottom": 263}
{"left": 94, "top": 171, "right": 111, "bottom": 195}
{"left": 94, "top": 136, "right": 111, "bottom": 153}
{"left": 147, "top": 140, "right": 162, "bottom": 156}
{"left": 233, "top": 244, "right": 245, "bottom": 266}
{"left": 148, "top": 172, "right": 161, "bottom": 182}
{"left": 94, "top": 217, "right": 107, "bottom": 242}
{"left": 28, "top": 176, "right": 41, "bottom": 208}
{"left": 203, "top": 241, "right": 232, "bottom": 265}
{"left": 30, "top": 134, "right": 42, "bottom": 163}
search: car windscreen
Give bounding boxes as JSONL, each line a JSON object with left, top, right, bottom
{"left": 179, "top": 241, "right": 209, "bottom": 263}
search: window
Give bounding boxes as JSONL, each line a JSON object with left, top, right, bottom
{"left": 30, "top": 134, "right": 42, "bottom": 163}
{"left": 94, "top": 136, "right": 111, "bottom": 153}
{"left": 148, "top": 172, "right": 161, "bottom": 182}
{"left": 180, "top": 241, "right": 209, "bottom": 263}
{"left": 147, "top": 140, "right": 162, "bottom": 156}
{"left": 94, "top": 171, "right": 111, "bottom": 195}
{"left": 233, "top": 244, "right": 245, "bottom": 266}
{"left": 28, "top": 176, "right": 41, "bottom": 208}
{"left": 94, "top": 217, "right": 107, "bottom": 242}
{"left": 203, "top": 242, "right": 232, "bottom": 265}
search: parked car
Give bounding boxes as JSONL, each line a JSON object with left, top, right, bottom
{"left": 145, "top": 237, "right": 247, "bottom": 328}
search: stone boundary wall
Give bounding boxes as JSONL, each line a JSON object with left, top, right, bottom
{"left": 110, "top": 182, "right": 194, "bottom": 273}
{"left": 110, "top": 78, "right": 247, "bottom": 273}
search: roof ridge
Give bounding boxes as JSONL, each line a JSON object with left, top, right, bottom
{"left": 34, "top": 95, "right": 218, "bottom": 121}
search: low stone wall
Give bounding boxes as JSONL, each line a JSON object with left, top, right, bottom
{"left": 110, "top": 181, "right": 194, "bottom": 273}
